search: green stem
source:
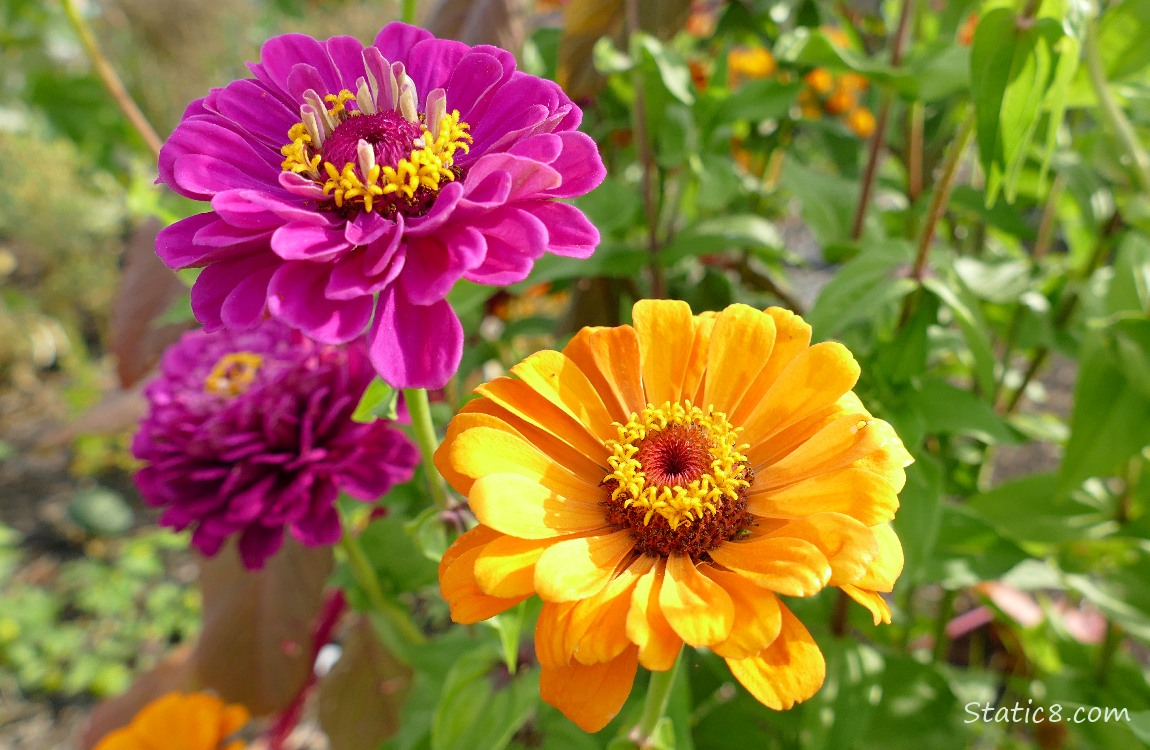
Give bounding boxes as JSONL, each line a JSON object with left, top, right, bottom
{"left": 931, "top": 589, "right": 957, "bottom": 664}
{"left": 1085, "top": 18, "right": 1150, "bottom": 192}
{"left": 632, "top": 650, "right": 683, "bottom": 748}
{"left": 61, "top": 0, "right": 163, "bottom": 160}
{"left": 337, "top": 531, "right": 426, "bottom": 645}
{"left": 404, "top": 388, "right": 450, "bottom": 510}
{"left": 1095, "top": 620, "right": 1121, "bottom": 686}
{"left": 401, "top": 0, "right": 419, "bottom": 25}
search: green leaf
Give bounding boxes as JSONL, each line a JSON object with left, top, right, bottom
{"left": 923, "top": 505, "right": 1030, "bottom": 587}
{"left": 909, "top": 378, "right": 1018, "bottom": 444}
{"left": 353, "top": 378, "right": 400, "bottom": 423}
{"left": 952, "top": 257, "right": 1033, "bottom": 304}
{"left": 780, "top": 158, "right": 860, "bottom": 247}
{"left": 1098, "top": 0, "right": 1150, "bottom": 80}
{"left": 971, "top": 9, "right": 1067, "bottom": 204}
{"left": 361, "top": 513, "right": 439, "bottom": 595}
{"left": 431, "top": 648, "right": 538, "bottom": 750}
{"left": 660, "top": 214, "right": 782, "bottom": 265}
{"left": 967, "top": 473, "right": 1112, "bottom": 544}
{"left": 633, "top": 32, "right": 694, "bottom": 105}
{"left": 892, "top": 455, "right": 943, "bottom": 587}
{"left": 923, "top": 275, "right": 997, "bottom": 398}
{"left": 721, "top": 79, "right": 803, "bottom": 123}
{"left": 1059, "top": 335, "right": 1150, "bottom": 491}
{"left": 806, "top": 240, "right": 915, "bottom": 338}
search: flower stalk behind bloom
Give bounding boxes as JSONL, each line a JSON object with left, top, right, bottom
{"left": 437, "top": 300, "right": 911, "bottom": 731}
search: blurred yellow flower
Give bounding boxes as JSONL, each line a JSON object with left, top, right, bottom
{"left": 437, "top": 300, "right": 911, "bottom": 732}
{"left": 727, "top": 46, "right": 777, "bottom": 88}
{"left": 94, "top": 692, "right": 250, "bottom": 750}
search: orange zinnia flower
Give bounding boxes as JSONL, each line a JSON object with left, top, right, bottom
{"left": 94, "top": 692, "right": 250, "bottom": 750}
{"left": 437, "top": 301, "right": 911, "bottom": 732}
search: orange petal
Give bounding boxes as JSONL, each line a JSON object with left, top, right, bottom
{"left": 841, "top": 585, "right": 893, "bottom": 625}
{"left": 708, "top": 537, "right": 830, "bottom": 596}
{"left": 439, "top": 528, "right": 530, "bottom": 623}
{"left": 746, "top": 399, "right": 855, "bottom": 469}
{"left": 730, "top": 307, "right": 813, "bottom": 422}
{"left": 756, "top": 415, "right": 896, "bottom": 490}
{"left": 681, "top": 315, "right": 715, "bottom": 405}
{"left": 739, "top": 342, "right": 860, "bottom": 443}
{"left": 510, "top": 350, "right": 618, "bottom": 442}
{"left": 477, "top": 376, "right": 607, "bottom": 464}
{"left": 659, "top": 554, "right": 734, "bottom": 647}
{"left": 564, "top": 555, "right": 653, "bottom": 665}
{"left": 456, "top": 396, "right": 607, "bottom": 482}
{"left": 725, "top": 604, "right": 826, "bottom": 710}
{"left": 703, "top": 304, "right": 777, "bottom": 414}
{"left": 474, "top": 535, "right": 551, "bottom": 598}
{"left": 702, "top": 566, "right": 783, "bottom": 659}
{"left": 534, "top": 530, "right": 636, "bottom": 602}
{"left": 763, "top": 513, "right": 878, "bottom": 586}
{"left": 851, "top": 440, "right": 914, "bottom": 492}
{"left": 626, "top": 558, "right": 684, "bottom": 671}
{"left": 853, "top": 523, "right": 903, "bottom": 592}
{"left": 633, "top": 299, "right": 696, "bottom": 405}
{"left": 565, "top": 325, "right": 646, "bottom": 421}
{"left": 536, "top": 600, "right": 579, "bottom": 669}
{"left": 469, "top": 474, "right": 607, "bottom": 539}
{"left": 449, "top": 427, "right": 600, "bottom": 499}
{"left": 539, "top": 646, "right": 639, "bottom": 733}
{"left": 747, "top": 466, "right": 899, "bottom": 526}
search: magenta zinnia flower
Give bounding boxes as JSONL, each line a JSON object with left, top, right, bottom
{"left": 132, "top": 320, "right": 419, "bottom": 569}
{"left": 157, "top": 23, "right": 605, "bottom": 389}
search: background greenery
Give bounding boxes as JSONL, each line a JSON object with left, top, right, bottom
{"left": 2, "top": 0, "right": 1150, "bottom": 748}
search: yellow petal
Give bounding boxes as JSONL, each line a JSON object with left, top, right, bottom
{"left": 730, "top": 306, "right": 813, "bottom": 423}
{"left": 747, "top": 466, "right": 899, "bottom": 526}
{"left": 439, "top": 536, "right": 530, "bottom": 623}
{"left": 739, "top": 342, "right": 860, "bottom": 443}
{"left": 538, "top": 646, "right": 639, "bottom": 733}
{"left": 725, "top": 604, "right": 826, "bottom": 710}
{"left": 469, "top": 474, "right": 607, "bottom": 539}
{"left": 534, "top": 530, "right": 636, "bottom": 602}
{"left": 756, "top": 415, "right": 896, "bottom": 490}
{"left": 633, "top": 299, "right": 695, "bottom": 405}
{"left": 841, "top": 585, "right": 893, "bottom": 625}
{"left": 658, "top": 554, "right": 735, "bottom": 647}
{"left": 510, "top": 350, "right": 618, "bottom": 442}
{"left": 626, "top": 558, "right": 684, "bottom": 671}
{"left": 455, "top": 396, "right": 606, "bottom": 482}
{"left": 680, "top": 315, "right": 715, "bottom": 405}
{"left": 702, "top": 566, "right": 783, "bottom": 659}
{"left": 564, "top": 325, "right": 646, "bottom": 421}
{"left": 763, "top": 513, "right": 878, "bottom": 586}
{"left": 708, "top": 537, "right": 831, "bottom": 596}
{"left": 703, "top": 304, "right": 777, "bottom": 415}
{"left": 476, "top": 376, "right": 607, "bottom": 464}
{"left": 474, "top": 534, "right": 551, "bottom": 597}
{"left": 853, "top": 523, "right": 903, "bottom": 591}
{"left": 564, "top": 555, "right": 653, "bottom": 664}
{"left": 449, "top": 426, "right": 600, "bottom": 499}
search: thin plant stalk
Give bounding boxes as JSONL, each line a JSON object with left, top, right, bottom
{"left": 632, "top": 649, "right": 683, "bottom": 748}
{"left": 337, "top": 529, "right": 426, "bottom": 646}
{"left": 403, "top": 388, "right": 451, "bottom": 511}
{"left": 61, "top": 0, "right": 163, "bottom": 160}
{"left": 402, "top": 0, "right": 419, "bottom": 25}
{"left": 1085, "top": 18, "right": 1150, "bottom": 192}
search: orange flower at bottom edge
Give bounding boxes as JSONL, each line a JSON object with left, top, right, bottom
{"left": 94, "top": 692, "right": 250, "bottom": 750}
{"left": 437, "top": 300, "right": 912, "bottom": 732}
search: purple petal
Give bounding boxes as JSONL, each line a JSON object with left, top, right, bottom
{"left": 460, "top": 170, "right": 512, "bottom": 208}
{"left": 464, "top": 152, "right": 562, "bottom": 200}
{"left": 258, "top": 33, "right": 342, "bottom": 96}
{"left": 324, "top": 36, "right": 368, "bottom": 90}
{"left": 268, "top": 262, "right": 373, "bottom": 343}
{"left": 220, "top": 261, "right": 275, "bottom": 328}
{"left": 271, "top": 223, "right": 351, "bottom": 261}
{"left": 238, "top": 524, "right": 285, "bottom": 569}
{"left": 368, "top": 286, "right": 462, "bottom": 389}
{"left": 287, "top": 63, "right": 333, "bottom": 103}
{"left": 508, "top": 132, "right": 563, "bottom": 164}
{"left": 336, "top": 426, "right": 418, "bottom": 500}
{"left": 403, "top": 180, "right": 465, "bottom": 236}
{"left": 405, "top": 37, "right": 470, "bottom": 103}
{"left": 399, "top": 227, "right": 486, "bottom": 306}
{"left": 291, "top": 483, "right": 341, "bottom": 546}
{"left": 191, "top": 252, "right": 281, "bottom": 331}
{"left": 214, "top": 189, "right": 334, "bottom": 228}
{"left": 345, "top": 211, "right": 394, "bottom": 246}
{"left": 211, "top": 79, "right": 299, "bottom": 150}
{"left": 465, "top": 208, "right": 548, "bottom": 285}
{"left": 373, "top": 22, "right": 433, "bottom": 65}
{"left": 533, "top": 201, "right": 600, "bottom": 258}
{"left": 445, "top": 52, "right": 507, "bottom": 124}
{"left": 172, "top": 154, "right": 282, "bottom": 198}
{"left": 541, "top": 131, "right": 607, "bottom": 198}
{"left": 157, "top": 213, "right": 229, "bottom": 268}
{"left": 325, "top": 228, "right": 406, "bottom": 301}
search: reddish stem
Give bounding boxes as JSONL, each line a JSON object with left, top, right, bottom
{"left": 266, "top": 589, "right": 348, "bottom": 749}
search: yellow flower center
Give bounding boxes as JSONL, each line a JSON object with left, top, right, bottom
{"left": 279, "top": 77, "right": 471, "bottom": 217}
{"left": 204, "top": 352, "right": 264, "bottom": 397}
{"left": 602, "top": 402, "right": 754, "bottom": 558}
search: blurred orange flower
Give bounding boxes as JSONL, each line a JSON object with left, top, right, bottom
{"left": 727, "top": 46, "right": 777, "bottom": 88}
{"left": 958, "top": 12, "right": 979, "bottom": 46}
{"left": 94, "top": 692, "right": 250, "bottom": 750}
{"left": 803, "top": 68, "right": 835, "bottom": 96}
{"left": 846, "top": 107, "right": 877, "bottom": 138}
{"left": 437, "top": 300, "right": 911, "bottom": 732}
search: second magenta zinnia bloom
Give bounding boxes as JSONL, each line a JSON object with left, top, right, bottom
{"left": 157, "top": 23, "right": 605, "bottom": 389}
{"left": 437, "top": 301, "right": 912, "bottom": 732}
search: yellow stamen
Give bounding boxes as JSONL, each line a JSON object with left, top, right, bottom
{"left": 204, "top": 352, "right": 264, "bottom": 397}
{"left": 603, "top": 401, "right": 750, "bottom": 531}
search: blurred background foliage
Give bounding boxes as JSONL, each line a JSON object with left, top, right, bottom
{"left": 3, "top": 0, "right": 1150, "bottom": 748}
